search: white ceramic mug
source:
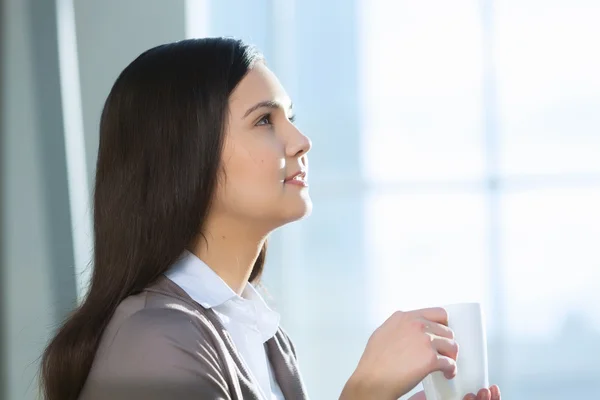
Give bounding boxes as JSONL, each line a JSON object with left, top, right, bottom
{"left": 422, "top": 302, "right": 489, "bottom": 400}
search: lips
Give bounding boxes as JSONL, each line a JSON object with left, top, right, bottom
{"left": 284, "top": 170, "right": 307, "bottom": 184}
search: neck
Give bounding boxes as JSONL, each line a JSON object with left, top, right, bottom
{"left": 191, "top": 214, "right": 269, "bottom": 295}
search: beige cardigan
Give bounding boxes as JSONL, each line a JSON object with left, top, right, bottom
{"left": 79, "top": 276, "right": 309, "bottom": 400}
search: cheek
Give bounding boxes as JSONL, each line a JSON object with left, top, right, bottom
{"left": 232, "top": 143, "right": 282, "bottom": 185}
{"left": 220, "top": 138, "right": 285, "bottom": 208}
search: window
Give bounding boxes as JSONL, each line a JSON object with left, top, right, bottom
{"left": 194, "top": 1, "right": 600, "bottom": 398}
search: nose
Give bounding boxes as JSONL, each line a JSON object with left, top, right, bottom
{"left": 285, "top": 125, "right": 312, "bottom": 159}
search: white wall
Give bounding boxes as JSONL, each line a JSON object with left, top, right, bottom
{"left": 1, "top": 0, "right": 75, "bottom": 398}
{"left": 0, "top": 1, "right": 187, "bottom": 399}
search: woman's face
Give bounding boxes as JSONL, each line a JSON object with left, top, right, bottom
{"left": 212, "top": 63, "right": 312, "bottom": 229}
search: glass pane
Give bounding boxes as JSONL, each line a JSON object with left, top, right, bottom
{"left": 496, "top": 0, "right": 600, "bottom": 175}
{"left": 206, "top": 0, "right": 271, "bottom": 53}
{"left": 365, "top": 191, "right": 489, "bottom": 325}
{"left": 360, "top": 0, "right": 485, "bottom": 182}
{"left": 500, "top": 187, "right": 600, "bottom": 399}
{"left": 366, "top": 190, "right": 489, "bottom": 399}
{"left": 275, "top": 190, "right": 371, "bottom": 400}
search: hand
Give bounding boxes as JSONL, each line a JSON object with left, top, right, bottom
{"left": 462, "top": 385, "right": 501, "bottom": 400}
{"left": 340, "top": 308, "right": 458, "bottom": 400}
{"left": 408, "top": 385, "right": 500, "bottom": 400}
{"left": 407, "top": 385, "right": 501, "bottom": 400}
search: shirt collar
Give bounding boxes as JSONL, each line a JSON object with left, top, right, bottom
{"left": 164, "top": 250, "right": 280, "bottom": 341}
{"left": 165, "top": 250, "right": 237, "bottom": 308}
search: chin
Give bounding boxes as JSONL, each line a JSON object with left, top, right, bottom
{"left": 295, "top": 198, "right": 313, "bottom": 220}
{"left": 278, "top": 195, "right": 313, "bottom": 225}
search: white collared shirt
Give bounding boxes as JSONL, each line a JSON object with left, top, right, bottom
{"left": 165, "top": 250, "right": 284, "bottom": 400}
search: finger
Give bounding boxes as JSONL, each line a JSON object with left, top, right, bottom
{"left": 411, "top": 307, "right": 449, "bottom": 326}
{"left": 430, "top": 334, "right": 459, "bottom": 361}
{"left": 407, "top": 391, "right": 426, "bottom": 400}
{"left": 490, "top": 385, "right": 501, "bottom": 400}
{"left": 463, "top": 394, "right": 477, "bottom": 400}
{"left": 476, "top": 388, "right": 491, "bottom": 400}
{"left": 421, "top": 318, "right": 455, "bottom": 339}
{"left": 432, "top": 353, "right": 457, "bottom": 379}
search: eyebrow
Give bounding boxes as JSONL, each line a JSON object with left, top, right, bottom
{"left": 242, "top": 100, "right": 293, "bottom": 119}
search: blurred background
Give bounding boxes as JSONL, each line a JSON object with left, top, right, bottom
{"left": 1, "top": 0, "right": 599, "bottom": 399}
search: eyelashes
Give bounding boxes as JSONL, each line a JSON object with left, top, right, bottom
{"left": 255, "top": 112, "right": 297, "bottom": 127}
{"left": 256, "top": 114, "right": 272, "bottom": 126}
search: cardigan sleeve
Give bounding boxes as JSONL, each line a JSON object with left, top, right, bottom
{"left": 80, "top": 307, "right": 232, "bottom": 400}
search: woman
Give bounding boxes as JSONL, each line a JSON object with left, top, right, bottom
{"left": 40, "top": 38, "right": 500, "bottom": 400}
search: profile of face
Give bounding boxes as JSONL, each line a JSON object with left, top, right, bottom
{"left": 211, "top": 63, "right": 312, "bottom": 230}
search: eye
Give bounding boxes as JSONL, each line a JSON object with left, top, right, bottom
{"left": 255, "top": 113, "right": 272, "bottom": 126}
{"left": 288, "top": 114, "right": 297, "bottom": 124}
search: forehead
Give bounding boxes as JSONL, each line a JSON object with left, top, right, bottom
{"left": 228, "top": 63, "right": 291, "bottom": 116}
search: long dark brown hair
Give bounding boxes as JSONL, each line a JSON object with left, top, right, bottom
{"left": 40, "top": 37, "right": 265, "bottom": 400}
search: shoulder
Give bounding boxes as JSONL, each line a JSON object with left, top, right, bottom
{"left": 91, "top": 286, "right": 226, "bottom": 375}
{"left": 108, "top": 282, "right": 221, "bottom": 349}
{"left": 107, "top": 300, "right": 222, "bottom": 367}
{"left": 119, "top": 305, "right": 206, "bottom": 341}
{"left": 82, "top": 301, "right": 232, "bottom": 399}
{"left": 121, "top": 301, "right": 209, "bottom": 334}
